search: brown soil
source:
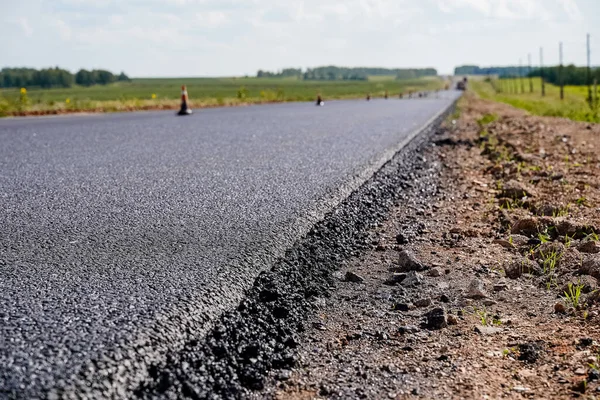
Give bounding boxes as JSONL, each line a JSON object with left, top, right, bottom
{"left": 264, "top": 93, "right": 600, "bottom": 399}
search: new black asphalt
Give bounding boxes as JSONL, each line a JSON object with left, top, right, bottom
{"left": 0, "top": 93, "right": 461, "bottom": 398}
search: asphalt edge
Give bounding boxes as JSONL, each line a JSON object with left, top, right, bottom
{"left": 50, "top": 94, "right": 461, "bottom": 399}
{"left": 131, "top": 95, "right": 461, "bottom": 399}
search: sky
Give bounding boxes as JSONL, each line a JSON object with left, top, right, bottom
{"left": 2, "top": 0, "right": 599, "bottom": 77}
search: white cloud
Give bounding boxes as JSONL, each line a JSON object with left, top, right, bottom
{"left": 195, "top": 11, "right": 228, "bottom": 27}
{"left": 1, "top": 0, "right": 597, "bottom": 77}
{"left": 435, "top": 0, "right": 579, "bottom": 20}
{"left": 557, "top": 0, "right": 583, "bottom": 20}
{"left": 18, "top": 17, "right": 33, "bottom": 36}
{"left": 438, "top": 0, "right": 492, "bottom": 15}
{"left": 109, "top": 15, "right": 124, "bottom": 25}
{"left": 54, "top": 19, "right": 72, "bottom": 40}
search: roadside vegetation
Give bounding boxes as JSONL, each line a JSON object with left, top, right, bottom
{"left": 0, "top": 76, "right": 445, "bottom": 117}
{"left": 470, "top": 77, "right": 599, "bottom": 123}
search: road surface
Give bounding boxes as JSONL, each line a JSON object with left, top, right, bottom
{"left": 0, "top": 93, "right": 461, "bottom": 397}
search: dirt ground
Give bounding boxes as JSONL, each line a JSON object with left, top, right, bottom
{"left": 266, "top": 93, "right": 600, "bottom": 399}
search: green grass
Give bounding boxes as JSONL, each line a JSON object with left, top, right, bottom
{"left": 563, "top": 282, "right": 584, "bottom": 309}
{"left": 471, "top": 77, "right": 600, "bottom": 123}
{"left": 0, "top": 76, "right": 445, "bottom": 116}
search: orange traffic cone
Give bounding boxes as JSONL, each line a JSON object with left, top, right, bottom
{"left": 177, "top": 85, "right": 192, "bottom": 116}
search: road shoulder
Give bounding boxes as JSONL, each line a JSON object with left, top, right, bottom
{"left": 268, "top": 93, "right": 600, "bottom": 399}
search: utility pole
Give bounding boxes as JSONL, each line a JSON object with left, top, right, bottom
{"left": 528, "top": 53, "right": 533, "bottom": 93}
{"left": 519, "top": 59, "right": 525, "bottom": 93}
{"left": 559, "top": 42, "right": 564, "bottom": 100}
{"left": 540, "top": 47, "right": 545, "bottom": 97}
{"left": 587, "top": 33, "right": 592, "bottom": 105}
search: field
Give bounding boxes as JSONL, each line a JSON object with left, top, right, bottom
{"left": 471, "top": 77, "right": 600, "bottom": 123}
{"left": 0, "top": 76, "right": 445, "bottom": 117}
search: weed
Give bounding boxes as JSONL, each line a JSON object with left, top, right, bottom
{"left": 584, "top": 232, "right": 600, "bottom": 242}
{"left": 502, "top": 348, "right": 518, "bottom": 358}
{"left": 563, "top": 282, "right": 584, "bottom": 308}
{"left": 577, "top": 197, "right": 590, "bottom": 207}
{"left": 473, "top": 307, "right": 501, "bottom": 326}
{"left": 539, "top": 249, "right": 562, "bottom": 290}
{"left": 552, "top": 204, "right": 570, "bottom": 217}
{"left": 564, "top": 234, "right": 574, "bottom": 248}
{"left": 589, "top": 355, "right": 600, "bottom": 371}
{"left": 477, "top": 113, "right": 498, "bottom": 127}
{"left": 538, "top": 232, "right": 551, "bottom": 244}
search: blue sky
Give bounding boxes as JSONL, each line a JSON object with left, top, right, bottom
{"left": 2, "top": 0, "right": 599, "bottom": 77}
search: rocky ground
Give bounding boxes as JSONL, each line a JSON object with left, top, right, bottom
{"left": 263, "top": 93, "right": 600, "bottom": 399}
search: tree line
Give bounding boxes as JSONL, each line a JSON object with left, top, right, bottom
{"left": 528, "top": 65, "right": 600, "bottom": 86}
{"left": 257, "top": 66, "right": 437, "bottom": 81}
{"left": 456, "top": 64, "right": 600, "bottom": 86}
{"left": 0, "top": 67, "right": 130, "bottom": 89}
{"left": 454, "top": 65, "right": 534, "bottom": 77}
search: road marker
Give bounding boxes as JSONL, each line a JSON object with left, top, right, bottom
{"left": 177, "top": 85, "right": 193, "bottom": 116}
{"left": 316, "top": 94, "right": 324, "bottom": 106}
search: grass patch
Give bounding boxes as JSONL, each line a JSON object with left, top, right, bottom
{"left": 470, "top": 78, "right": 600, "bottom": 123}
{"left": 0, "top": 76, "right": 445, "bottom": 117}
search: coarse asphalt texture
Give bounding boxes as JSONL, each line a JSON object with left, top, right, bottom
{"left": 0, "top": 92, "right": 461, "bottom": 398}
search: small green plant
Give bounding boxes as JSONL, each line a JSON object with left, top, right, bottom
{"left": 564, "top": 234, "right": 574, "bottom": 248}
{"left": 18, "top": 87, "right": 29, "bottom": 112}
{"left": 576, "top": 197, "right": 589, "bottom": 207}
{"left": 477, "top": 113, "right": 498, "bottom": 127}
{"left": 563, "top": 282, "right": 584, "bottom": 308}
{"left": 552, "top": 204, "right": 570, "bottom": 217}
{"left": 473, "top": 307, "right": 501, "bottom": 326}
{"left": 508, "top": 236, "right": 514, "bottom": 245}
{"left": 539, "top": 249, "right": 562, "bottom": 290}
{"left": 584, "top": 231, "right": 600, "bottom": 242}
{"left": 589, "top": 354, "right": 600, "bottom": 371}
{"left": 236, "top": 86, "right": 249, "bottom": 100}
{"left": 538, "top": 232, "right": 551, "bottom": 244}
{"left": 502, "top": 347, "right": 519, "bottom": 358}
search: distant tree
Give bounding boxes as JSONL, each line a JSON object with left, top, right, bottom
{"left": 91, "top": 70, "right": 116, "bottom": 85}
{"left": 0, "top": 67, "right": 129, "bottom": 88}
{"left": 75, "top": 69, "right": 93, "bottom": 86}
{"left": 454, "top": 65, "right": 534, "bottom": 77}
{"left": 529, "top": 65, "right": 600, "bottom": 86}
{"left": 117, "top": 72, "right": 130, "bottom": 81}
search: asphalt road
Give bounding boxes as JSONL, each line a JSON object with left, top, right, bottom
{"left": 0, "top": 92, "right": 461, "bottom": 397}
